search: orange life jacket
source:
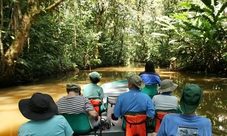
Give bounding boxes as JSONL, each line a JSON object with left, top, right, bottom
{"left": 89, "top": 99, "right": 101, "bottom": 114}
{"left": 124, "top": 113, "right": 147, "bottom": 136}
{"left": 155, "top": 111, "right": 172, "bottom": 132}
{"left": 89, "top": 99, "right": 101, "bottom": 121}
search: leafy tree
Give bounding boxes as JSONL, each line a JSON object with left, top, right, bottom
{"left": 0, "top": 0, "right": 67, "bottom": 86}
{"left": 154, "top": 0, "right": 227, "bottom": 72}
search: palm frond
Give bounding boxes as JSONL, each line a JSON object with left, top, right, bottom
{"left": 201, "top": 0, "right": 211, "bottom": 8}
{"left": 216, "top": 2, "right": 227, "bottom": 18}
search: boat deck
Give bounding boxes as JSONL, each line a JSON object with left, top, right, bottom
{"left": 76, "top": 126, "right": 154, "bottom": 136}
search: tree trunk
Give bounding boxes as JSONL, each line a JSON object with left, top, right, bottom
{"left": 0, "top": 0, "right": 66, "bottom": 87}
{"left": 0, "top": 14, "right": 33, "bottom": 87}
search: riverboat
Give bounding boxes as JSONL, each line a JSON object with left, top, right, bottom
{"left": 75, "top": 80, "right": 217, "bottom": 136}
{"left": 74, "top": 80, "right": 154, "bottom": 136}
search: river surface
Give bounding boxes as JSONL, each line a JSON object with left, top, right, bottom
{"left": 0, "top": 63, "right": 227, "bottom": 136}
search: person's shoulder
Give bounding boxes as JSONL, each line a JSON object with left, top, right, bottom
{"left": 118, "top": 92, "right": 128, "bottom": 97}
{"left": 153, "top": 94, "right": 161, "bottom": 98}
{"left": 52, "top": 115, "right": 64, "bottom": 119}
{"left": 117, "top": 91, "right": 130, "bottom": 99}
{"left": 57, "top": 96, "right": 66, "bottom": 101}
{"left": 197, "top": 115, "right": 211, "bottom": 122}
{"left": 19, "top": 121, "right": 30, "bottom": 128}
{"left": 83, "top": 84, "right": 89, "bottom": 88}
{"left": 165, "top": 113, "right": 179, "bottom": 117}
{"left": 52, "top": 115, "right": 68, "bottom": 122}
{"left": 164, "top": 113, "right": 180, "bottom": 119}
{"left": 154, "top": 72, "right": 160, "bottom": 75}
{"left": 97, "top": 85, "right": 103, "bottom": 89}
{"left": 139, "top": 72, "right": 145, "bottom": 75}
{"left": 170, "top": 95, "right": 179, "bottom": 99}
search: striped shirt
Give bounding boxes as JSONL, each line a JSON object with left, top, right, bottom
{"left": 56, "top": 96, "right": 94, "bottom": 114}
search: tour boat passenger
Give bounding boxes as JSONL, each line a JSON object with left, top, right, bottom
{"left": 153, "top": 84, "right": 212, "bottom": 136}
{"left": 18, "top": 93, "right": 73, "bottom": 136}
{"left": 57, "top": 83, "right": 99, "bottom": 128}
{"left": 139, "top": 61, "right": 161, "bottom": 99}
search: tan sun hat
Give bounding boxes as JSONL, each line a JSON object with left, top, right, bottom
{"left": 158, "top": 79, "right": 178, "bottom": 93}
{"left": 126, "top": 74, "right": 145, "bottom": 89}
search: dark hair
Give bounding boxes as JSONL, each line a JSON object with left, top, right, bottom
{"left": 145, "top": 61, "right": 155, "bottom": 73}
{"left": 90, "top": 77, "right": 100, "bottom": 84}
{"left": 66, "top": 88, "right": 81, "bottom": 95}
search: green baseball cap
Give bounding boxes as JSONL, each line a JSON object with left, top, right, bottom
{"left": 180, "top": 84, "right": 203, "bottom": 114}
{"left": 89, "top": 71, "right": 101, "bottom": 79}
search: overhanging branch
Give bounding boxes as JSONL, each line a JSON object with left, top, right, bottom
{"left": 31, "top": 0, "right": 66, "bottom": 17}
{"left": 45, "top": 0, "right": 66, "bottom": 11}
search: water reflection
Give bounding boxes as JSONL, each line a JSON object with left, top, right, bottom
{"left": 0, "top": 64, "right": 227, "bottom": 135}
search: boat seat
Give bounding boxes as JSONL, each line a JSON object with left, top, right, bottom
{"left": 106, "top": 96, "right": 122, "bottom": 126}
{"left": 62, "top": 113, "right": 93, "bottom": 135}
{"left": 141, "top": 84, "right": 158, "bottom": 99}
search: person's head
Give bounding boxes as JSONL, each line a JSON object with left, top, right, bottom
{"left": 145, "top": 61, "right": 155, "bottom": 73}
{"left": 180, "top": 84, "right": 203, "bottom": 115}
{"left": 89, "top": 71, "right": 101, "bottom": 84}
{"left": 158, "top": 79, "right": 178, "bottom": 93}
{"left": 66, "top": 83, "right": 81, "bottom": 95}
{"left": 18, "top": 92, "right": 57, "bottom": 121}
{"left": 126, "top": 74, "right": 145, "bottom": 90}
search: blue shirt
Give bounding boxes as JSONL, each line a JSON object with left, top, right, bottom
{"left": 18, "top": 115, "right": 73, "bottom": 136}
{"left": 114, "top": 89, "right": 155, "bottom": 118}
{"left": 139, "top": 73, "right": 161, "bottom": 85}
{"left": 156, "top": 114, "right": 212, "bottom": 136}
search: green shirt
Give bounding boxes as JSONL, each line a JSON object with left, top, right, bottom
{"left": 82, "top": 83, "right": 104, "bottom": 99}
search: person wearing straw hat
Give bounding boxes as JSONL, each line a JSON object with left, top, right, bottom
{"left": 154, "top": 84, "right": 212, "bottom": 136}
{"left": 152, "top": 79, "right": 179, "bottom": 110}
{"left": 18, "top": 92, "right": 73, "bottom": 136}
{"left": 114, "top": 74, "right": 155, "bottom": 118}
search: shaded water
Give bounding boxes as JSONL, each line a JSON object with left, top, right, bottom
{"left": 0, "top": 63, "right": 227, "bottom": 135}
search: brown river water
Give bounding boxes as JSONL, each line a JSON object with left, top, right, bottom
{"left": 0, "top": 63, "right": 227, "bottom": 136}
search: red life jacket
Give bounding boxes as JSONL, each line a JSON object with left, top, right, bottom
{"left": 89, "top": 99, "right": 101, "bottom": 114}
{"left": 89, "top": 99, "right": 101, "bottom": 121}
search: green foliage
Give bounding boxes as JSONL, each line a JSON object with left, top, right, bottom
{"left": 201, "top": 0, "right": 211, "bottom": 7}
{"left": 2, "top": 0, "right": 227, "bottom": 85}
{"left": 153, "top": 0, "right": 227, "bottom": 73}
{"left": 14, "top": 11, "right": 76, "bottom": 83}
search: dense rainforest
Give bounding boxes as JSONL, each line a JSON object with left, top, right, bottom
{"left": 0, "top": 0, "right": 227, "bottom": 87}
